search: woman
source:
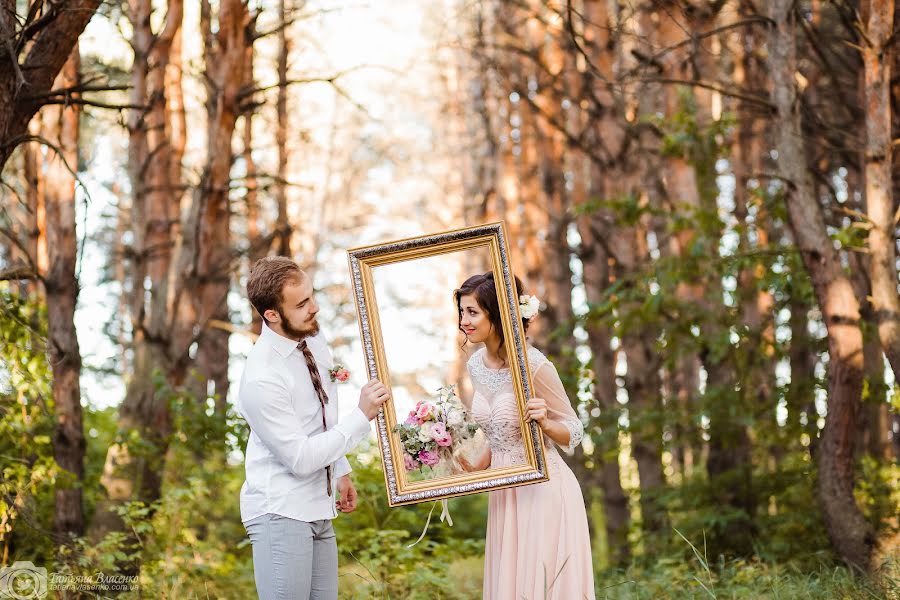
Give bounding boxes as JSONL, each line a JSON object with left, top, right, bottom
{"left": 455, "top": 272, "right": 595, "bottom": 600}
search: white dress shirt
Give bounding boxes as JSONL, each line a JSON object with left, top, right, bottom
{"left": 237, "top": 323, "right": 371, "bottom": 523}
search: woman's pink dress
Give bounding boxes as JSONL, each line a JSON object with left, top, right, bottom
{"left": 468, "top": 346, "right": 595, "bottom": 600}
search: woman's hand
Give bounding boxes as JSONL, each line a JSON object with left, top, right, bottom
{"left": 526, "top": 398, "right": 575, "bottom": 448}
{"left": 525, "top": 398, "right": 549, "bottom": 427}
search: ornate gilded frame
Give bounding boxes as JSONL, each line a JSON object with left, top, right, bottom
{"left": 347, "top": 222, "right": 549, "bottom": 506}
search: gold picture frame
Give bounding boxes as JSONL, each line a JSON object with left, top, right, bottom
{"left": 347, "top": 222, "right": 549, "bottom": 506}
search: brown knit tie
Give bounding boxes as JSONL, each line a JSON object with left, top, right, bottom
{"left": 298, "top": 339, "right": 332, "bottom": 497}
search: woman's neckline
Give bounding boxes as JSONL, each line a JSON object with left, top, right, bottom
{"left": 479, "top": 346, "right": 532, "bottom": 372}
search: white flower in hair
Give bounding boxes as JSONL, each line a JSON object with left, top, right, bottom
{"left": 519, "top": 294, "right": 541, "bottom": 320}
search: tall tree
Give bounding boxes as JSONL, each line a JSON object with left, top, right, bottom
{"left": 243, "top": 21, "right": 264, "bottom": 336}
{"left": 42, "top": 47, "right": 85, "bottom": 540}
{"left": 189, "top": 0, "right": 251, "bottom": 413}
{"left": 92, "top": 0, "right": 184, "bottom": 539}
{"left": 767, "top": 0, "right": 875, "bottom": 571}
{"left": 19, "top": 120, "right": 45, "bottom": 295}
{"left": 569, "top": 0, "right": 631, "bottom": 565}
{"left": 862, "top": 0, "right": 900, "bottom": 381}
{"left": 274, "top": 0, "right": 293, "bottom": 257}
{"left": 0, "top": 44, "right": 86, "bottom": 541}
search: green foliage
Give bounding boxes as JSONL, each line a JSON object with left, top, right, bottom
{"left": 830, "top": 220, "right": 870, "bottom": 252}
{"left": 856, "top": 457, "right": 900, "bottom": 537}
{"left": 0, "top": 284, "right": 58, "bottom": 562}
{"left": 81, "top": 404, "right": 118, "bottom": 526}
{"left": 650, "top": 90, "right": 734, "bottom": 215}
{"left": 572, "top": 191, "right": 656, "bottom": 227}
{"left": 332, "top": 449, "right": 486, "bottom": 598}
{"left": 49, "top": 380, "right": 258, "bottom": 598}
{"left": 119, "top": 375, "right": 255, "bottom": 597}
{"left": 653, "top": 91, "right": 734, "bottom": 165}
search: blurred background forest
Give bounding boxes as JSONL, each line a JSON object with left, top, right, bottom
{"left": 1, "top": 0, "right": 899, "bottom": 597}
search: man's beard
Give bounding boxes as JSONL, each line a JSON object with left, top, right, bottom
{"left": 278, "top": 310, "right": 320, "bottom": 340}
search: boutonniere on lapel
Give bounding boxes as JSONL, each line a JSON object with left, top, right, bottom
{"left": 329, "top": 364, "right": 350, "bottom": 383}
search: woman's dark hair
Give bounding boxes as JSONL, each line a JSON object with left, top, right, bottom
{"left": 454, "top": 271, "right": 529, "bottom": 365}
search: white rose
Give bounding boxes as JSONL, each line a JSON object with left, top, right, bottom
{"left": 447, "top": 409, "right": 465, "bottom": 428}
{"left": 418, "top": 424, "right": 433, "bottom": 442}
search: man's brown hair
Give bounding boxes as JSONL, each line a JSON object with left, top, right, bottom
{"left": 247, "top": 256, "right": 304, "bottom": 323}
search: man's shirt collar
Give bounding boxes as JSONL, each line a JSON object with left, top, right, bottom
{"left": 259, "top": 321, "right": 300, "bottom": 358}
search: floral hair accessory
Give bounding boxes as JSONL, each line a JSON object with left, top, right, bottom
{"left": 519, "top": 294, "right": 540, "bottom": 320}
{"left": 329, "top": 364, "right": 350, "bottom": 383}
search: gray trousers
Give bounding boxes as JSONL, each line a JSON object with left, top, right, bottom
{"left": 244, "top": 514, "right": 338, "bottom": 600}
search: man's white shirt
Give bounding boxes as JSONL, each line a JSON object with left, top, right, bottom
{"left": 238, "top": 322, "right": 371, "bottom": 523}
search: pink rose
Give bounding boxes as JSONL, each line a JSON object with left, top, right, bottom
{"left": 418, "top": 450, "right": 440, "bottom": 467}
{"left": 329, "top": 365, "right": 350, "bottom": 383}
{"left": 430, "top": 422, "right": 453, "bottom": 447}
{"left": 415, "top": 402, "right": 435, "bottom": 421}
{"left": 403, "top": 453, "right": 420, "bottom": 471}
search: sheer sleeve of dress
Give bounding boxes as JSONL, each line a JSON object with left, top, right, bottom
{"left": 529, "top": 349, "right": 584, "bottom": 454}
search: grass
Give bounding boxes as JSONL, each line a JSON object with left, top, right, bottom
{"left": 593, "top": 559, "right": 896, "bottom": 599}
{"left": 590, "top": 529, "right": 899, "bottom": 600}
{"left": 332, "top": 556, "right": 898, "bottom": 599}
{"left": 331, "top": 525, "right": 900, "bottom": 600}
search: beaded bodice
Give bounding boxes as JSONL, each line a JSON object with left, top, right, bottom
{"left": 466, "top": 347, "right": 583, "bottom": 465}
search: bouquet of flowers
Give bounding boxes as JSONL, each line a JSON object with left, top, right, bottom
{"left": 393, "top": 385, "right": 479, "bottom": 472}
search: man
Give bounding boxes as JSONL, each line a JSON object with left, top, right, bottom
{"left": 239, "top": 256, "right": 390, "bottom": 599}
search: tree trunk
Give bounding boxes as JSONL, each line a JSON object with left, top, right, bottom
{"left": 768, "top": 0, "right": 875, "bottom": 571}
{"left": 576, "top": 0, "right": 632, "bottom": 563}
{"left": 464, "top": 0, "right": 499, "bottom": 229}
{"left": 92, "top": 0, "right": 184, "bottom": 542}
{"left": 21, "top": 117, "right": 45, "bottom": 298}
{"left": 858, "top": 329, "right": 890, "bottom": 459}
{"left": 42, "top": 48, "right": 85, "bottom": 540}
{"left": 526, "top": 1, "right": 574, "bottom": 373}
{"left": 0, "top": 0, "right": 101, "bottom": 170}
{"left": 274, "top": 0, "right": 292, "bottom": 257}
{"left": 622, "top": 327, "right": 667, "bottom": 536}
{"left": 243, "top": 34, "right": 264, "bottom": 337}
{"left": 863, "top": 0, "right": 900, "bottom": 381}
{"left": 584, "top": 0, "right": 672, "bottom": 539}
{"left": 517, "top": 70, "right": 545, "bottom": 295}
{"left": 579, "top": 222, "right": 631, "bottom": 565}
{"left": 191, "top": 0, "right": 249, "bottom": 415}
{"left": 617, "top": 250, "right": 668, "bottom": 537}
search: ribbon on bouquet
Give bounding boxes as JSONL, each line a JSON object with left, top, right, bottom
{"left": 440, "top": 498, "right": 454, "bottom": 526}
{"left": 406, "top": 452, "right": 466, "bottom": 548}
{"left": 407, "top": 498, "right": 453, "bottom": 548}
